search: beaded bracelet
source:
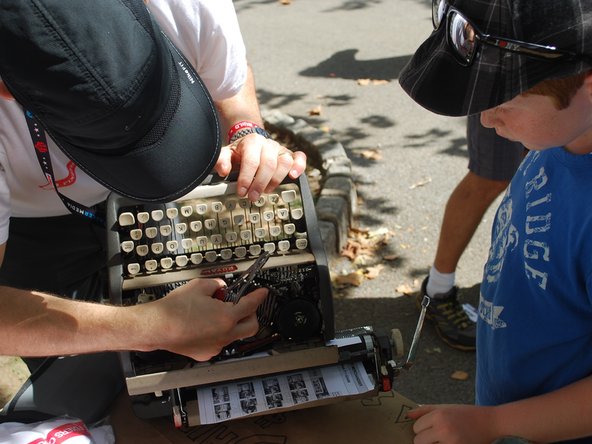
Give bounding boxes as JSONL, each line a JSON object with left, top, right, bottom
{"left": 228, "top": 120, "right": 270, "bottom": 144}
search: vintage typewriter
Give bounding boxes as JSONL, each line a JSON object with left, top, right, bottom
{"left": 106, "top": 174, "right": 408, "bottom": 427}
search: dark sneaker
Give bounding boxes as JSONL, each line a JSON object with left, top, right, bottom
{"left": 418, "top": 277, "right": 476, "bottom": 351}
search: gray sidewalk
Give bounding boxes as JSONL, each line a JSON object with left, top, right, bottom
{"left": 236, "top": 0, "right": 501, "bottom": 405}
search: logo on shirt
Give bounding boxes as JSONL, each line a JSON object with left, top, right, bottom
{"left": 39, "top": 160, "right": 77, "bottom": 190}
{"left": 34, "top": 141, "right": 48, "bottom": 153}
{"left": 478, "top": 292, "right": 507, "bottom": 329}
{"left": 484, "top": 192, "right": 519, "bottom": 284}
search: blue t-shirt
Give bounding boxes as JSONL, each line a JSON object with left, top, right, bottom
{"left": 477, "top": 148, "right": 592, "bottom": 443}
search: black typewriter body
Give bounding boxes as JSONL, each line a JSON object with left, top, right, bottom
{"left": 105, "top": 175, "right": 346, "bottom": 419}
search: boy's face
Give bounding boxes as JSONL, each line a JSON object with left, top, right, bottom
{"left": 480, "top": 78, "right": 592, "bottom": 154}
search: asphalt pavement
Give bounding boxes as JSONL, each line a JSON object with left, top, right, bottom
{"left": 235, "top": 0, "right": 503, "bottom": 406}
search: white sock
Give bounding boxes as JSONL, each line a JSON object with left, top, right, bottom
{"left": 426, "top": 266, "right": 455, "bottom": 298}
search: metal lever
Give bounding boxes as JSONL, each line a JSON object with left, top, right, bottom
{"left": 400, "top": 294, "right": 430, "bottom": 370}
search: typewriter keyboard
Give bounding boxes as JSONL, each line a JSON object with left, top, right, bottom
{"left": 113, "top": 183, "right": 310, "bottom": 279}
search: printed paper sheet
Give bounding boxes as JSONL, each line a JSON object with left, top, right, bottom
{"left": 196, "top": 361, "right": 375, "bottom": 424}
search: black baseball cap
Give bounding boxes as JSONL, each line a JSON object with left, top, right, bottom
{"left": 0, "top": 0, "right": 221, "bottom": 202}
{"left": 399, "top": 0, "right": 592, "bottom": 117}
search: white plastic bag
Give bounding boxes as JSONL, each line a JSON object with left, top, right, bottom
{"left": 0, "top": 417, "right": 114, "bottom": 444}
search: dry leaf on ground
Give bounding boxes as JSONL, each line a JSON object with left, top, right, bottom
{"left": 395, "top": 279, "right": 419, "bottom": 295}
{"left": 357, "top": 148, "right": 382, "bottom": 161}
{"left": 396, "top": 283, "right": 416, "bottom": 295}
{"left": 333, "top": 271, "right": 365, "bottom": 287}
{"left": 337, "top": 226, "right": 393, "bottom": 288}
{"left": 356, "top": 78, "right": 390, "bottom": 86}
{"left": 450, "top": 370, "right": 470, "bottom": 381}
{"left": 365, "top": 264, "right": 384, "bottom": 280}
{"left": 308, "top": 105, "right": 322, "bottom": 116}
{"left": 409, "top": 177, "right": 432, "bottom": 189}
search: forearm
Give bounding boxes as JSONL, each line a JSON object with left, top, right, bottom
{"left": 491, "top": 376, "right": 592, "bottom": 442}
{"left": 215, "top": 62, "right": 263, "bottom": 138}
{"left": 0, "top": 286, "right": 154, "bottom": 357}
{"left": 0, "top": 280, "right": 267, "bottom": 362}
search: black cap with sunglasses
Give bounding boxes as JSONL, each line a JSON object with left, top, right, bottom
{"left": 399, "top": 0, "right": 592, "bottom": 117}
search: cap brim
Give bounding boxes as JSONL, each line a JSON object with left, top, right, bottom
{"left": 51, "top": 34, "right": 221, "bottom": 203}
{"left": 399, "top": 26, "right": 583, "bottom": 117}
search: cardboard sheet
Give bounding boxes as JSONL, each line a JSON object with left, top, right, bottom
{"left": 109, "top": 390, "right": 418, "bottom": 443}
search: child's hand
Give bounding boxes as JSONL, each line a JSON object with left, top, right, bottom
{"left": 408, "top": 404, "right": 497, "bottom": 444}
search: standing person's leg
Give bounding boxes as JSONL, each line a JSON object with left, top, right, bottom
{"left": 421, "top": 114, "right": 526, "bottom": 351}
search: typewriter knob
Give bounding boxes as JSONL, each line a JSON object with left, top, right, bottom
{"left": 276, "top": 298, "right": 322, "bottom": 340}
{"left": 391, "top": 328, "right": 405, "bottom": 359}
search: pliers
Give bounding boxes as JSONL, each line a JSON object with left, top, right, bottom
{"left": 213, "top": 251, "right": 272, "bottom": 304}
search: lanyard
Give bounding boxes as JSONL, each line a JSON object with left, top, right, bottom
{"left": 23, "top": 110, "right": 105, "bottom": 227}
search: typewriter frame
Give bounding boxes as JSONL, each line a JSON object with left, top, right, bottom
{"left": 105, "top": 174, "right": 348, "bottom": 422}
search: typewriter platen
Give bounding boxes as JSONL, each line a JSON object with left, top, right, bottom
{"left": 106, "top": 174, "right": 402, "bottom": 426}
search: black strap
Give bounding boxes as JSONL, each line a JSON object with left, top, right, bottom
{"left": 23, "top": 110, "right": 105, "bottom": 226}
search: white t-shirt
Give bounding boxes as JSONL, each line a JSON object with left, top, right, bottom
{"left": 0, "top": 0, "right": 247, "bottom": 243}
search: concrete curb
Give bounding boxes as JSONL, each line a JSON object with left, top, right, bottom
{"left": 262, "top": 108, "right": 356, "bottom": 259}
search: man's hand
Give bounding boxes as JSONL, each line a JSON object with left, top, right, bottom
{"left": 214, "top": 134, "right": 307, "bottom": 201}
{"left": 147, "top": 278, "right": 268, "bottom": 361}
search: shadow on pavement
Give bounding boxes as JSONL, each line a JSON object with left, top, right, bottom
{"left": 299, "top": 49, "right": 410, "bottom": 81}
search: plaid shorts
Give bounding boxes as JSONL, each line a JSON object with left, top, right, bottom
{"left": 467, "top": 114, "right": 526, "bottom": 181}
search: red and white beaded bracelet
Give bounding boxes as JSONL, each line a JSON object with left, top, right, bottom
{"left": 227, "top": 120, "right": 271, "bottom": 144}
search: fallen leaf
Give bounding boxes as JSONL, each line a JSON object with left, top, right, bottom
{"left": 450, "top": 370, "right": 470, "bottom": 381}
{"left": 280, "top": 0, "right": 292, "bottom": 4}
{"left": 368, "top": 227, "right": 391, "bottom": 238}
{"left": 353, "top": 253, "right": 374, "bottom": 267}
{"left": 308, "top": 105, "right": 322, "bottom": 116}
{"left": 425, "top": 347, "right": 442, "bottom": 354}
{"left": 383, "top": 254, "right": 399, "bottom": 261}
{"left": 357, "top": 148, "right": 382, "bottom": 161}
{"left": 365, "top": 264, "right": 384, "bottom": 279}
{"left": 409, "top": 177, "right": 432, "bottom": 189}
{"left": 340, "top": 241, "right": 361, "bottom": 260}
{"left": 333, "top": 271, "right": 365, "bottom": 287}
{"left": 356, "top": 78, "right": 390, "bottom": 86}
{"left": 395, "top": 283, "right": 416, "bottom": 295}
{"left": 350, "top": 226, "right": 370, "bottom": 235}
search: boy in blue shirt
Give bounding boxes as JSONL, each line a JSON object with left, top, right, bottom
{"left": 400, "top": 0, "right": 592, "bottom": 442}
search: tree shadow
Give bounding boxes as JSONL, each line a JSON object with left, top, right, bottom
{"left": 257, "top": 89, "right": 308, "bottom": 109}
{"left": 299, "top": 49, "right": 412, "bottom": 81}
{"left": 403, "top": 128, "right": 469, "bottom": 159}
{"left": 354, "top": 192, "right": 400, "bottom": 228}
{"left": 321, "top": 0, "right": 383, "bottom": 13}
